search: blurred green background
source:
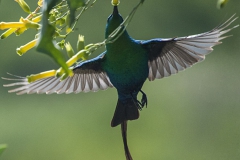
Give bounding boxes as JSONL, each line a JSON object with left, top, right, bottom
{"left": 0, "top": 0, "right": 240, "bottom": 160}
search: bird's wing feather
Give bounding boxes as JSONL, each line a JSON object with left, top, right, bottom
{"left": 2, "top": 53, "right": 113, "bottom": 95}
{"left": 141, "top": 14, "right": 239, "bottom": 81}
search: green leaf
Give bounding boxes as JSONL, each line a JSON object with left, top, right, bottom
{"left": 66, "top": 0, "right": 86, "bottom": 26}
{"left": 0, "top": 144, "right": 7, "bottom": 156}
{"left": 36, "top": 0, "right": 72, "bottom": 76}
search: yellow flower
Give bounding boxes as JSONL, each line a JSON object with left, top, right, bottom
{"left": 38, "top": 0, "right": 43, "bottom": 7}
{"left": 16, "top": 39, "right": 38, "bottom": 56}
{"left": 27, "top": 70, "right": 56, "bottom": 83}
{"left": 0, "top": 18, "right": 40, "bottom": 31}
{"left": 15, "top": 16, "right": 41, "bottom": 35}
{"left": 0, "top": 22, "right": 25, "bottom": 30}
{"left": 22, "top": 18, "right": 40, "bottom": 29}
{"left": 56, "top": 49, "right": 87, "bottom": 78}
{"left": 0, "top": 28, "right": 17, "bottom": 39}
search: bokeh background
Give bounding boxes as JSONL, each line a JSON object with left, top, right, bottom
{"left": 0, "top": 0, "right": 240, "bottom": 160}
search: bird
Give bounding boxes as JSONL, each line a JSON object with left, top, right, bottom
{"left": 2, "top": 2, "right": 238, "bottom": 160}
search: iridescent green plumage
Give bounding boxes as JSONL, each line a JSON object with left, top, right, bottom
{"left": 103, "top": 6, "right": 149, "bottom": 127}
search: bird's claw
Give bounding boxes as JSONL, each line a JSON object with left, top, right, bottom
{"left": 140, "top": 90, "right": 147, "bottom": 108}
{"left": 136, "top": 100, "right": 143, "bottom": 110}
{"left": 131, "top": 90, "right": 148, "bottom": 111}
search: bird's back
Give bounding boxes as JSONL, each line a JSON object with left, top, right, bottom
{"left": 103, "top": 38, "right": 149, "bottom": 93}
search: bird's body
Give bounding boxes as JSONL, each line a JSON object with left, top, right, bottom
{"left": 103, "top": 38, "right": 149, "bottom": 126}
{"left": 2, "top": 3, "right": 238, "bottom": 160}
{"left": 77, "top": 6, "right": 150, "bottom": 126}
{"left": 103, "top": 6, "right": 148, "bottom": 95}
{"left": 103, "top": 35, "right": 148, "bottom": 96}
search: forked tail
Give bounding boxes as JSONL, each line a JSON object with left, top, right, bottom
{"left": 111, "top": 99, "right": 139, "bottom": 127}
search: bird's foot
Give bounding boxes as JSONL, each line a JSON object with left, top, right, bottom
{"left": 140, "top": 90, "right": 147, "bottom": 108}
{"left": 131, "top": 90, "right": 148, "bottom": 111}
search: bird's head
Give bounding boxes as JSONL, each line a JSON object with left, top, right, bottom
{"left": 105, "top": 6, "right": 124, "bottom": 38}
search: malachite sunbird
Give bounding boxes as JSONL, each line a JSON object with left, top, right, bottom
{"left": 2, "top": 2, "right": 238, "bottom": 160}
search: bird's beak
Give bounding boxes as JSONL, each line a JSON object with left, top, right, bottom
{"left": 112, "top": 6, "right": 119, "bottom": 17}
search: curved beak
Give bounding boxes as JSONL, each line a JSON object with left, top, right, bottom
{"left": 112, "top": 6, "right": 119, "bottom": 16}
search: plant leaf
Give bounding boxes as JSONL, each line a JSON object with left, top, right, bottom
{"left": 0, "top": 144, "right": 7, "bottom": 156}
{"left": 36, "top": 0, "right": 72, "bottom": 75}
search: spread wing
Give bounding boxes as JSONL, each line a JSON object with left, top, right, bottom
{"left": 141, "top": 14, "right": 239, "bottom": 81}
{"left": 2, "top": 52, "right": 113, "bottom": 95}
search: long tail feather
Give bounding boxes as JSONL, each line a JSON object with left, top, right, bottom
{"left": 121, "top": 121, "right": 133, "bottom": 160}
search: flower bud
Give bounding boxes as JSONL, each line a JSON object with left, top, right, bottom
{"left": 15, "top": 0, "right": 31, "bottom": 14}
{"left": 32, "top": 15, "right": 42, "bottom": 23}
{"left": 57, "top": 40, "right": 65, "bottom": 49}
{"left": 56, "top": 18, "right": 65, "bottom": 26}
{"left": 38, "top": 0, "right": 43, "bottom": 7}
{"left": 65, "top": 42, "right": 75, "bottom": 58}
{"left": 217, "top": 0, "right": 229, "bottom": 9}
{"left": 27, "top": 70, "right": 56, "bottom": 83}
{"left": 77, "top": 35, "right": 85, "bottom": 51}
{"left": 0, "top": 28, "right": 16, "bottom": 39}
{"left": 16, "top": 39, "right": 37, "bottom": 56}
